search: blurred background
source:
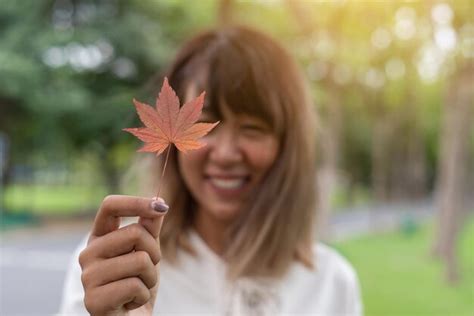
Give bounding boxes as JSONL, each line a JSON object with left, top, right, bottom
{"left": 0, "top": 0, "right": 473, "bottom": 315}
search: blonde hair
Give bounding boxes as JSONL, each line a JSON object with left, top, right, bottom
{"left": 151, "top": 26, "right": 317, "bottom": 279}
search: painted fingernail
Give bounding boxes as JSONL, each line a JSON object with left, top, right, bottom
{"left": 151, "top": 200, "right": 169, "bottom": 213}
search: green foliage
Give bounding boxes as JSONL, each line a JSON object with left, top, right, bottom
{"left": 0, "top": 0, "right": 214, "bottom": 164}
{"left": 1, "top": 1, "right": 471, "bottom": 199}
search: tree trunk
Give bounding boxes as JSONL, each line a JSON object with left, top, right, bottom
{"left": 317, "top": 86, "right": 342, "bottom": 238}
{"left": 217, "top": 0, "right": 234, "bottom": 26}
{"left": 405, "top": 128, "right": 427, "bottom": 199}
{"left": 432, "top": 62, "right": 473, "bottom": 284}
{"left": 371, "top": 112, "right": 391, "bottom": 201}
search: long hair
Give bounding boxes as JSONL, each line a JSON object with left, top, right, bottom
{"left": 155, "top": 26, "right": 318, "bottom": 279}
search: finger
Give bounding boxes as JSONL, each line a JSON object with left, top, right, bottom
{"left": 82, "top": 251, "right": 157, "bottom": 289}
{"left": 83, "top": 223, "right": 161, "bottom": 266}
{"left": 139, "top": 216, "right": 165, "bottom": 240}
{"left": 85, "top": 277, "right": 150, "bottom": 314}
{"left": 92, "top": 195, "right": 168, "bottom": 237}
{"left": 139, "top": 197, "right": 168, "bottom": 239}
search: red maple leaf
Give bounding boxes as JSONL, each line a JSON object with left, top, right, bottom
{"left": 123, "top": 78, "right": 219, "bottom": 155}
{"left": 123, "top": 78, "right": 219, "bottom": 197}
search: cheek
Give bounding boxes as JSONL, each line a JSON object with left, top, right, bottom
{"left": 245, "top": 137, "right": 279, "bottom": 173}
{"left": 178, "top": 148, "right": 207, "bottom": 180}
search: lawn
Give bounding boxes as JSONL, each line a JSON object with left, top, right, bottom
{"left": 334, "top": 218, "right": 474, "bottom": 316}
{"left": 3, "top": 184, "right": 107, "bottom": 215}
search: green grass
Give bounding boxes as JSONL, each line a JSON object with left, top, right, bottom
{"left": 4, "top": 184, "right": 107, "bottom": 215}
{"left": 334, "top": 219, "right": 474, "bottom": 316}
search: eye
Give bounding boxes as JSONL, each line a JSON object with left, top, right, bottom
{"left": 241, "top": 123, "right": 264, "bottom": 131}
{"left": 239, "top": 120, "right": 270, "bottom": 136}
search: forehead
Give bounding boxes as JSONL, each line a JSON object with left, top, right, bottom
{"left": 182, "top": 79, "right": 282, "bottom": 134}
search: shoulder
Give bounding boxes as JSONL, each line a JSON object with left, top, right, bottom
{"left": 312, "top": 242, "right": 358, "bottom": 285}
{"left": 312, "top": 242, "right": 362, "bottom": 314}
{"left": 286, "top": 242, "right": 360, "bottom": 291}
{"left": 281, "top": 242, "right": 362, "bottom": 315}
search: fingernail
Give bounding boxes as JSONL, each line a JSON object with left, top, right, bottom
{"left": 151, "top": 200, "right": 169, "bottom": 213}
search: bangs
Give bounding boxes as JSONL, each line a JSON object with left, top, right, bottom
{"left": 173, "top": 36, "right": 285, "bottom": 136}
{"left": 210, "top": 46, "right": 283, "bottom": 135}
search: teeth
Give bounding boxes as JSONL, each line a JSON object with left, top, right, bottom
{"left": 210, "top": 178, "right": 245, "bottom": 189}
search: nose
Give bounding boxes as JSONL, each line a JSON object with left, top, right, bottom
{"left": 207, "top": 124, "right": 243, "bottom": 166}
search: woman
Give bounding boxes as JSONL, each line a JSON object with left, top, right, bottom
{"left": 60, "top": 25, "right": 362, "bottom": 315}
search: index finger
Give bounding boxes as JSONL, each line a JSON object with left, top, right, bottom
{"left": 91, "top": 195, "right": 166, "bottom": 238}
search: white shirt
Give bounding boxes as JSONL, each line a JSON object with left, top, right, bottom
{"left": 59, "top": 231, "right": 362, "bottom": 316}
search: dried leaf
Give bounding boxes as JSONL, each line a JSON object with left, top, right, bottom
{"left": 123, "top": 78, "right": 219, "bottom": 155}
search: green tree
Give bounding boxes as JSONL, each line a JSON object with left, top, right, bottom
{"left": 0, "top": 0, "right": 214, "bottom": 192}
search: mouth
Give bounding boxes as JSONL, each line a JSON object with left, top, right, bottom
{"left": 205, "top": 175, "right": 251, "bottom": 196}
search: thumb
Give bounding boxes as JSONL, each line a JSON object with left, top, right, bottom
{"left": 138, "top": 197, "right": 169, "bottom": 239}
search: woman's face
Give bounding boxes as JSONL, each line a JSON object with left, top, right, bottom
{"left": 178, "top": 96, "right": 279, "bottom": 223}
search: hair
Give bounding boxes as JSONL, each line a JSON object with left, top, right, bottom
{"left": 153, "top": 25, "right": 318, "bottom": 279}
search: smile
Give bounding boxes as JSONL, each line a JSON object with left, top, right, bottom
{"left": 205, "top": 175, "right": 251, "bottom": 196}
{"left": 209, "top": 178, "right": 246, "bottom": 189}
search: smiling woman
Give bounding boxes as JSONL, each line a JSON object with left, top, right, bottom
{"left": 161, "top": 26, "right": 318, "bottom": 279}
{"left": 60, "top": 25, "right": 362, "bottom": 316}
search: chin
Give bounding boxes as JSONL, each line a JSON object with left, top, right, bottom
{"left": 209, "top": 204, "right": 242, "bottom": 222}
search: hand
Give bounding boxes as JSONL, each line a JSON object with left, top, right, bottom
{"left": 79, "top": 195, "right": 169, "bottom": 315}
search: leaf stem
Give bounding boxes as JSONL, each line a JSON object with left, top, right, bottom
{"left": 156, "top": 146, "right": 171, "bottom": 198}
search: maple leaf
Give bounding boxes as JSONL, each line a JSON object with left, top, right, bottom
{"left": 123, "top": 78, "right": 219, "bottom": 155}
